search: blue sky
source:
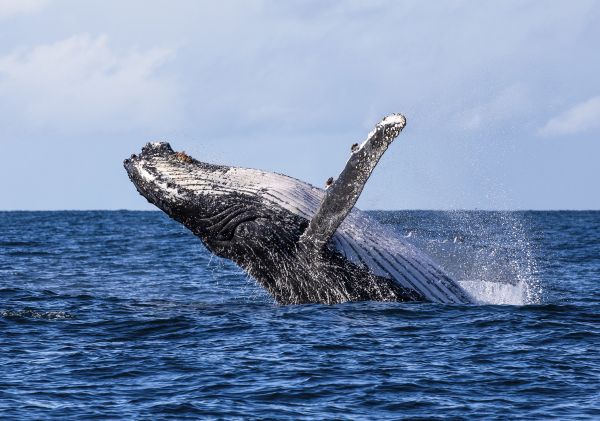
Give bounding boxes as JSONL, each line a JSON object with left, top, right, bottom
{"left": 1, "top": 0, "right": 599, "bottom": 210}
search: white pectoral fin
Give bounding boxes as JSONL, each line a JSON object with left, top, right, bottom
{"left": 299, "top": 113, "right": 407, "bottom": 250}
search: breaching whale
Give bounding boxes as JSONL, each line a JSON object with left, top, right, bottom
{"left": 124, "top": 114, "right": 473, "bottom": 304}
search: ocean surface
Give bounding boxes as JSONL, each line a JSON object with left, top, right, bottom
{"left": 1, "top": 210, "right": 598, "bottom": 419}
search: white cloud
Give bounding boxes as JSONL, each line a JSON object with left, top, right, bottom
{"left": 0, "top": 0, "right": 47, "bottom": 19}
{"left": 539, "top": 96, "right": 600, "bottom": 136}
{"left": 0, "top": 34, "right": 180, "bottom": 134}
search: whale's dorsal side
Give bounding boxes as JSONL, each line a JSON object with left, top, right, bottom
{"left": 299, "top": 114, "right": 407, "bottom": 250}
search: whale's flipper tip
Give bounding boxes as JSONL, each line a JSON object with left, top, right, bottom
{"left": 360, "top": 113, "right": 406, "bottom": 148}
{"left": 381, "top": 113, "right": 406, "bottom": 127}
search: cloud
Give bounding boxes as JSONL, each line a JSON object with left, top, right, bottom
{"left": 0, "top": 0, "right": 47, "bottom": 19}
{"left": 458, "top": 85, "right": 530, "bottom": 131}
{"left": 0, "top": 34, "right": 180, "bottom": 134}
{"left": 539, "top": 96, "right": 600, "bottom": 136}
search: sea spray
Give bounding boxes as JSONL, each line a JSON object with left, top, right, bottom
{"left": 392, "top": 210, "right": 543, "bottom": 305}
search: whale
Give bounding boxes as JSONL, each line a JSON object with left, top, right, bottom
{"left": 124, "top": 114, "right": 473, "bottom": 305}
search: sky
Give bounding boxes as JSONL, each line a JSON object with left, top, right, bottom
{"left": 1, "top": 0, "right": 599, "bottom": 210}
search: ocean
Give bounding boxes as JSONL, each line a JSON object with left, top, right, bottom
{"left": 1, "top": 210, "right": 598, "bottom": 419}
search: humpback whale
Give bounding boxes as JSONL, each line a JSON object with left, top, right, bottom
{"left": 124, "top": 114, "right": 473, "bottom": 305}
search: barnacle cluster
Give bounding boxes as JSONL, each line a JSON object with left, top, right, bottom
{"left": 175, "top": 151, "right": 193, "bottom": 163}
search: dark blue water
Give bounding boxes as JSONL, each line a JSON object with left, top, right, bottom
{"left": 1, "top": 211, "right": 598, "bottom": 419}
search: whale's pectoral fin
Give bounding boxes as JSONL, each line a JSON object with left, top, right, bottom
{"left": 299, "top": 113, "right": 407, "bottom": 250}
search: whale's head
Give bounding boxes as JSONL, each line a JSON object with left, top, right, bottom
{"left": 124, "top": 142, "right": 313, "bottom": 267}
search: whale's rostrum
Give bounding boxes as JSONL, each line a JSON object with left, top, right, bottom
{"left": 124, "top": 114, "right": 473, "bottom": 304}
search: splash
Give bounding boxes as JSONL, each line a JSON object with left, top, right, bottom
{"left": 417, "top": 210, "right": 543, "bottom": 305}
{"left": 459, "top": 279, "right": 537, "bottom": 305}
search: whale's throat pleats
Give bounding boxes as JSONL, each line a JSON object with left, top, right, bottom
{"left": 300, "top": 114, "right": 407, "bottom": 250}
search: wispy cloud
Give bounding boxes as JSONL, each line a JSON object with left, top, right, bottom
{"left": 0, "top": 34, "right": 180, "bottom": 134}
{"left": 539, "top": 96, "right": 600, "bottom": 136}
{"left": 0, "top": 0, "right": 48, "bottom": 19}
{"left": 458, "top": 85, "right": 530, "bottom": 131}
